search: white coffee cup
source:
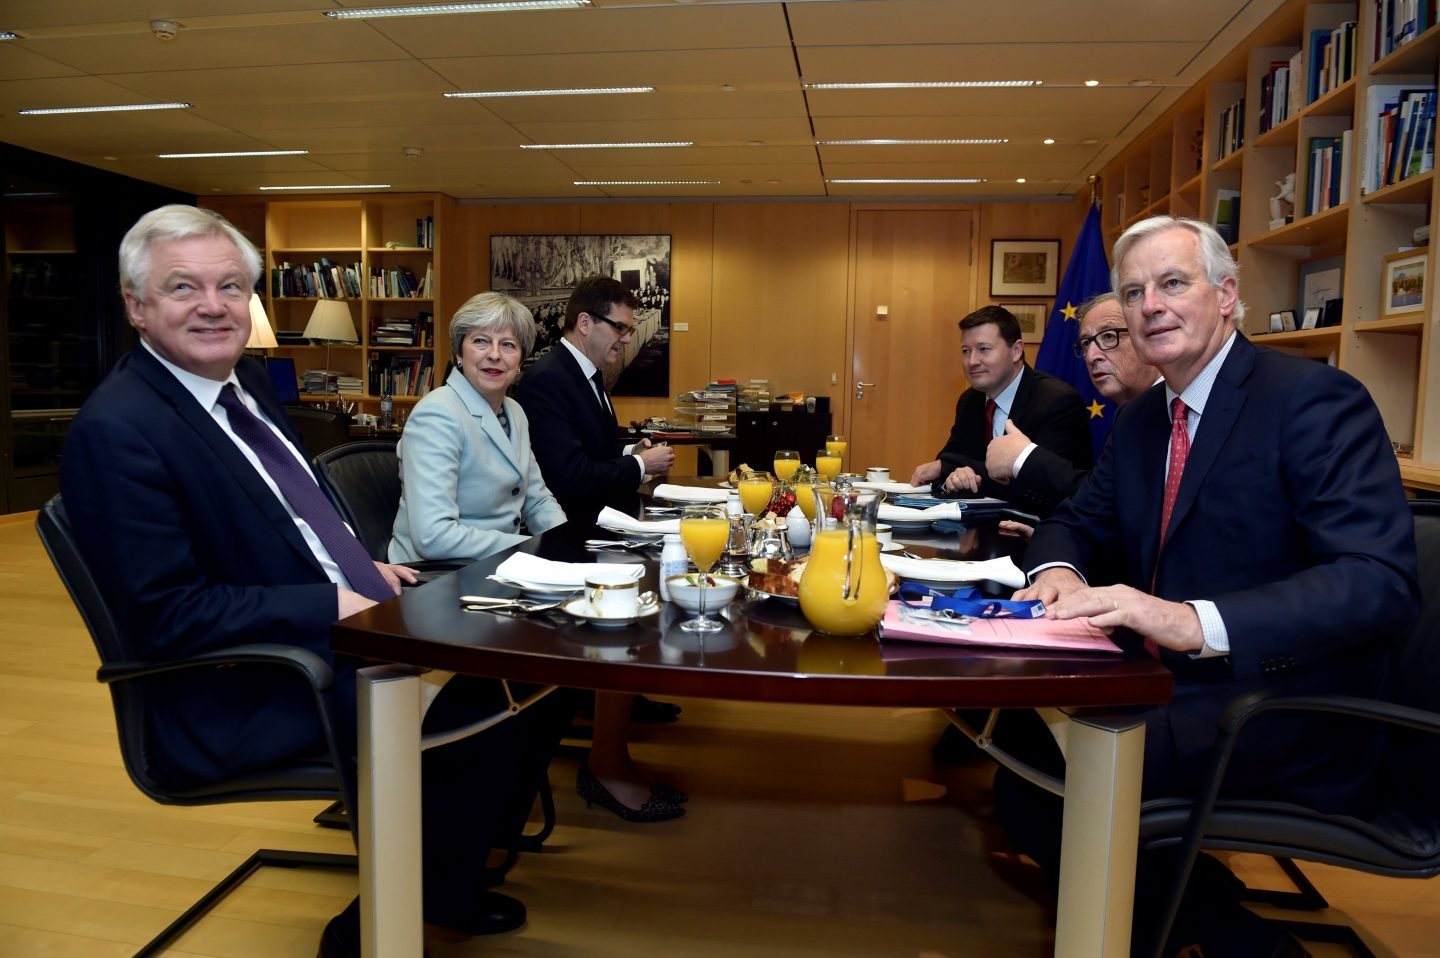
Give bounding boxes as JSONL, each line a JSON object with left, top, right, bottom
{"left": 874, "top": 523, "right": 893, "bottom": 545}
{"left": 585, "top": 570, "right": 641, "bottom": 618}
{"left": 866, "top": 466, "right": 891, "bottom": 482}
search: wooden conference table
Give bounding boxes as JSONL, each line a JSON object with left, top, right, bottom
{"left": 332, "top": 507, "right": 1173, "bottom": 958}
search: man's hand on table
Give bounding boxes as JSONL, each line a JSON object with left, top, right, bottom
{"left": 1016, "top": 568, "right": 1205, "bottom": 653}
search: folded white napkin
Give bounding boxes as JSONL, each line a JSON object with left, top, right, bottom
{"left": 878, "top": 553, "right": 1026, "bottom": 589}
{"left": 491, "top": 552, "right": 644, "bottom": 589}
{"left": 851, "top": 480, "right": 933, "bottom": 495}
{"left": 878, "top": 501, "right": 966, "bottom": 523}
{"left": 650, "top": 483, "right": 728, "bottom": 504}
{"left": 596, "top": 506, "right": 682, "bottom": 535}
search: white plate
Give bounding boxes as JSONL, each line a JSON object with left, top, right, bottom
{"left": 885, "top": 518, "right": 935, "bottom": 534}
{"left": 747, "top": 585, "right": 799, "bottom": 605}
{"left": 490, "top": 578, "right": 585, "bottom": 601}
{"left": 561, "top": 596, "right": 662, "bottom": 629}
{"left": 880, "top": 540, "right": 905, "bottom": 553}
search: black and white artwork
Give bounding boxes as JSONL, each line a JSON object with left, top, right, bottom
{"left": 490, "top": 234, "right": 671, "bottom": 396}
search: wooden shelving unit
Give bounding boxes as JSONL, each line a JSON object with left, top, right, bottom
{"left": 203, "top": 193, "right": 453, "bottom": 414}
{"left": 1098, "top": 0, "right": 1440, "bottom": 490}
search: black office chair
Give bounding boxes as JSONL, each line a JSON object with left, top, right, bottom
{"left": 1139, "top": 498, "right": 1440, "bottom": 958}
{"left": 35, "top": 496, "right": 357, "bottom": 958}
{"left": 284, "top": 404, "right": 352, "bottom": 457}
{"left": 311, "top": 440, "right": 557, "bottom": 854}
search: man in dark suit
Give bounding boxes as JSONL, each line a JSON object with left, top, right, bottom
{"left": 984, "top": 292, "right": 1159, "bottom": 517}
{"left": 514, "top": 275, "right": 674, "bottom": 524}
{"left": 1002, "top": 216, "right": 1419, "bottom": 956}
{"left": 908, "top": 304, "right": 1092, "bottom": 510}
{"left": 59, "top": 205, "right": 573, "bottom": 958}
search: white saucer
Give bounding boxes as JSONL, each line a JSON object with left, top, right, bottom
{"left": 880, "top": 540, "right": 905, "bottom": 553}
{"left": 561, "top": 596, "right": 662, "bottom": 629}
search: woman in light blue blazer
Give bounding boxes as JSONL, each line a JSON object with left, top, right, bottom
{"left": 391, "top": 292, "right": 685, "bottom": 823}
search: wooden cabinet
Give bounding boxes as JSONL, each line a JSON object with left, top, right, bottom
{"left": 203, "top": 193, "right": 453, "bottom": 415}
{"left": 732, "top": 404, "right": 833, "bottom": 473}
{"left": 1097, "top": 0, "right": 1440, "bottom": 492}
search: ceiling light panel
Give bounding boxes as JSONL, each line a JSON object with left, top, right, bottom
{"left": 324, "top": 1, "right": 591, "bottom": 20}
{"left": 159, "top": 150, "right": 309, "bottom": 159}
{"left": 520, "top": 141, "right": 692, "bottom": 150}
{"left": 445, "top": 87, "right": 653, "bottom": 98}
{"left": 18, "top": 102, "right": 190, "bottom": 115}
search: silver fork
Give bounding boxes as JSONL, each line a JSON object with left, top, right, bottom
{"left": 459, "top": 593, "right": 577, "bottom": 614}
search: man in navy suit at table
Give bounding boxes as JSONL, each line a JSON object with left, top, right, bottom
{"left": 59, "top": 205, "right": 572, "bottom": 958}
{"left": 514, "top": 274, "right": 674, "bottom": 525}
{"left": 1003, "top": 215, "right": 1419, "bottom": 957}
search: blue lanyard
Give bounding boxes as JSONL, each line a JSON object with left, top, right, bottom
{"left": 897, "top": 585, "right": 1046, "bottom": 619}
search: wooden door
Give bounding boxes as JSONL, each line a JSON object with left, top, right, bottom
{"left": 847, "top": 210, "right": 974, "bottom": 479}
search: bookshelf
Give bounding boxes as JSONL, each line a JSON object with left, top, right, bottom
{"left": 1098, "top": 0, "right": 1440, "bottom": 492}
{"left": 202, "top": 193, "right": 452, "bottom": 415}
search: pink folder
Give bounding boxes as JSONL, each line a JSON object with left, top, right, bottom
{"left": 878, "top": 600, "right": 1121, "bottom": 654}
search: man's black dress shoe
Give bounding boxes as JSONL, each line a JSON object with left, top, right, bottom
{"left": 317, "top": 892, "right": 527, "bottom": 958}
{"left": 630, "top": 694, "right": 682, "bottom": 724}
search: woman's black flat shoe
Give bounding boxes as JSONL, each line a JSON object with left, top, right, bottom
{"left": 577, "top": 763, "right": 684, "bottom": 823}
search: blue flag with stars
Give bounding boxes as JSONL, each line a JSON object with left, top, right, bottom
{"left": 1034, "top": 203, "right": 1114, "bottom": 457}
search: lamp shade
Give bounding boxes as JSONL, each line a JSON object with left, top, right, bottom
{"left": 303, "top": 299, "right": 358, "bottom": 343}
{"left": 246, "top": 293, "right": 278, "bottom": 348}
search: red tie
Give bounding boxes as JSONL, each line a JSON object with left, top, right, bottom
{"left": 1159, "top": 397, "right": 1190, "bottom": 546}
{"left": 984, "top": 398, "right": 997, "bottom": 439}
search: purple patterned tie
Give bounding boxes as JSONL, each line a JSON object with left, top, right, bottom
{"left": 217, "top": 384, "right": 395, "bottom": 602}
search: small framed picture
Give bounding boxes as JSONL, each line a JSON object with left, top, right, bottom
{"left": 991, "top": 239, "right": 1061, "bottom": 296}
{"left": 1301, "top": 306, "right": 1321, "bottom": 329}
{"left": 1004, "top": 302, "right": 1050, "bottom": 336}
{"left": 1269, "top": 312, "right": 1284, "bottom": 333}
{"left": 1279, "top": 310, "right": 1296, "bottom": 331}
{"left": 1381, "top": 250, "right": 1428, "bottom": 317}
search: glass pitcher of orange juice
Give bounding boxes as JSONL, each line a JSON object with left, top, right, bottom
{"left": 798, "top": 490, "right": 888, "bottom": 635}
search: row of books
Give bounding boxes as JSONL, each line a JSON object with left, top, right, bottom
{"left": 416, "top": 216, "right": 434, "bottom": 250}
{"left": 1212, "top": 189, "right": 1241, "bottom": 245}
{"left": 301, "top": 368, "right": 362, "bottom": 395}
{"left": 272, "top": 259, "right": 363, "bottom": 299}
{"left": 1363, "top": 85, "right": 1437, "bottom": 194}
{"left": 370, "top": 311, "right": 434, "bottom": 347}
{"left": 1374, "top": 0, "right": 1437, "bottom": 60}
{"left": 1306, "top": 131, "right": 1354, "bottom": 216}
{"left": 1258, "top": 59, "right": 1298, "bottom": 135}
{"left": 368, "top": 353, "right": 434, "bottom": 398}
{"left": 1309, "top": 22, "right": 1357, "bottom": 104}
{"left": 1217, "top": 97, "right": 1245, "bottom": 159}
{"left": 370, "top": 264, "right": 432, "bottom": 299}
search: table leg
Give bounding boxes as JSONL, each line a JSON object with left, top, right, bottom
{"left": 1054, "top": 712, "right": 1145, "bottom": 958}
{"left": 357, "top": 665, "right": 425, "bottom": 958}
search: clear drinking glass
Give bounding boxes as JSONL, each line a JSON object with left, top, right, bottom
{"left": 678, "top": 504, "right": 728, "bottom": 633}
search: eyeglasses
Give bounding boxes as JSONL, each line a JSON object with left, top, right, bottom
{"left": 591, "top": 313, "right": 635, "bottom": 338}
{"left": 1073, "top": 327, "right": 1129, "bottom": 358}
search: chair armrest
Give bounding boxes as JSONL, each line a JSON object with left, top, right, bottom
{"left": 1216, "top": 688, "right": 1440, "bottom": 740}
{"left": 96, "top": 643, "right": 335, "bottom": 694}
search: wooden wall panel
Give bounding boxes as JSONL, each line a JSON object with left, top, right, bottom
{"left": 977, "top": 198, "right": 1089, "bottom": 365}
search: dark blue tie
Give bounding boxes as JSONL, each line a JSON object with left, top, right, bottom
{"left": 217, "top": 384, "right": 395, "bottom": 602}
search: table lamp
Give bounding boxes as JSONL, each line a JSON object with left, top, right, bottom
{"left": 303, "top": 299, "right": 359, "bottom": 398}
{"left": 246, "top": 293, "right": 278, "bottom": 350}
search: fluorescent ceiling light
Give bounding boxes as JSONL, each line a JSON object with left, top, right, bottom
{"left": 0, "top": 31, "right": 19, "bottom": 40}
{"left": 575, "top": 180, "right": 719, "bottom": 186}
{"left": 806, "top": 80, "right": 1039, "bottom": 90}
{"left": 259, "top": 184, "right": 391, "bottom": 191}
{"left": 818, "top": 138, "right": 1008, "bottom": 146}
{"left": 18, "top": 102, "right": 190, "bottom": 116}
{"left": 827, "top": 178, "right": 987, "bottom": 184}
{"left": 445, "top": 86, "right": 652, "bottom": 98}
{"left": 522, "top": 141, "right": 691, "bottom": 150}
{"left": 159, "top": 150, "right": 309, "bottom": 159}
{"left": 324, "top": 0, "right": 590, "bottom": 19}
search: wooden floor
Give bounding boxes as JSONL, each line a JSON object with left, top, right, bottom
{"left": 1, "top": 512, "right": 1437, "bottom": 957}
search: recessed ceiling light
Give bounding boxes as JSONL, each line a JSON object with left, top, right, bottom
{"left": 1081, "top": 138, "right": 1100, "bottom": 145}
{"left": 1085, "top": 79, "right": 1101, "bottom": 87}
{"left": 18, "top": 102, "right": 190, "bottom": 115}
{"left": 1043, "top": 138, "right": 1056, "bottom": 145}
{"left": 817, "top": 138, "right": 1008, "bottom": 146}
{"left": 1015, "top": 178, "right": 1027, "bottom": 183}
{"left": 159, "top": 150, "right": 309, "bottom": 159}
{"left": 806, "top": 80, "right": 1039, "bottom": 90}
{"left": 444, "top": 86, "right": 652, "bottom": 98}
{"left": 575, "top": 180, "right": 719, "bottom": 186}
{"left": 522, "top": 141, "right": 692, "bottom": 150}
{"left": 324, "top": 0, "right": 590, "bottom": 19}
{"left": 259, "top": 184, "right": 391, "bottom": 191}
{"left": 826, "top": 178, "right": 987, "bottom": 184}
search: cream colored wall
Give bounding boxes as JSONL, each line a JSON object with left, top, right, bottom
{"left": 451, "top": 197, "right": 1087, "bottom": 428}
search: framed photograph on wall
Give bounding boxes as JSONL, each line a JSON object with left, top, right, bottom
{"left": 991, "top": 239, "right": 1060, "bottom": 296}
{"left": 1380, "top": 250, "right": 1428, "bottom": 317}
{"left": 1005, "top": 303, "right": 1049, "bottom": 336}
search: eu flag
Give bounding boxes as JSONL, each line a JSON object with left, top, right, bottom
{"left": 1034, "top": 203, "right": 1114, "bottom": 457}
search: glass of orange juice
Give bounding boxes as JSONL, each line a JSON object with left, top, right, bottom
{"left": 773, "top": 449, "right": 801, "bottom": 482}
{"left": 825, "top": 434, "right": 848, "bottom": 471}
{"left": 815, "top": 448, "right": 842, "bottom": 480}
{"left": 679, "top": 504, "right": 729, "bottom": 633}
{"left": 796, "top": 481, "right": 820, "bottom": 520}
{"left": 737, "top": 472, "right": 774, "bottom": 517}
